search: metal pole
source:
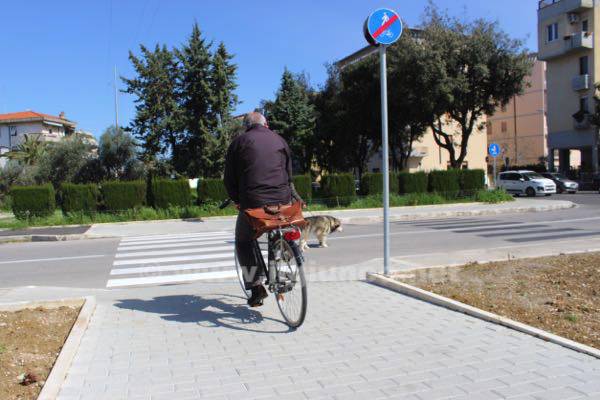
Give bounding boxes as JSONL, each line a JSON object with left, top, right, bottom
{"left": 493, "top": 157, "right": 497, "bottom": 189}
{"left": 114, "top": 65, "right": 119, "bottom": 133}
{"left": 379, "top": 45, "right": 390, "bottom": 275}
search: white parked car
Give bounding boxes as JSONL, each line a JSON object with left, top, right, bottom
{"left": 496, "top": 170, "right": 557, "bottom": 197}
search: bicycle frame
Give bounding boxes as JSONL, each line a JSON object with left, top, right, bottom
{"left": 251, "top": 225, "right": 303, "bottom": 293}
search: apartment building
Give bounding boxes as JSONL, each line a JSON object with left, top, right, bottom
{"left": 487, "top": 58, "right": 549, "bottom": 168}
{"left": 538, "top": 0, "right": 599, "bottom": 173}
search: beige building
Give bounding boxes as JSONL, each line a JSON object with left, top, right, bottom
{"left": 366, "top": 119, "right": 488, "bottom": 173}
{"left": 487, "top": 58, "right": 549, "bottom": 168}
{"left": 538, "top": 0, "right": 599, "bottom": 173}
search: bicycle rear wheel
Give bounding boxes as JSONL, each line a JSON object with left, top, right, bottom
{"left": 274, "top": 240, "right": 307, "bottom": 328}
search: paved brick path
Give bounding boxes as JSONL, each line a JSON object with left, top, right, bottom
{"left": 57, "top": 281, "right": 600, "bottom": 400}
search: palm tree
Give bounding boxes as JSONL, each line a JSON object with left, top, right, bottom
{"left": 1, "top": 134, "right": 47, "bottom": 165}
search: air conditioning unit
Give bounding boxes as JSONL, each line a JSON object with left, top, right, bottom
{"left": 568, "top": 13, "right": 580, "bottom": 24}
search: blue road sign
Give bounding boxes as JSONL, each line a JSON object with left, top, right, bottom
{"left": 488, "top": 143, "right": 501, "bottom": 157}
{"left": 364, "top": 8, "right": 403, "bottom": 46}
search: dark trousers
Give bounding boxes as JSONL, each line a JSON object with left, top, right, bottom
{"left": 235, "top": 211, "right": 263, "bottom": 289}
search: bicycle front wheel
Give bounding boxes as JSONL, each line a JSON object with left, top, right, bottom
{"left": 274, "top": 240, "right": 307, "bottom": 328}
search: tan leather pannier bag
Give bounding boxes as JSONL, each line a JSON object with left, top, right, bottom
{"left": 244, "top": 202, "right": 306, "bottom": 239}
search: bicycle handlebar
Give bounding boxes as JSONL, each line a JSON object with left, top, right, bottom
{"left": 219, "top": 198, "right": 233, "bottom": 209}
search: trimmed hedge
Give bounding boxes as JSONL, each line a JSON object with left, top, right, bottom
{"left": 102, "top": 181, "right": 146, "bottom": 211}
{"left": 320, "top": 173, "right": 356, "bottom": 206}
{"left": 428, "top": 169, "right": 461, "bottom": 198}
{"left": 292, "top": 175, "right": 312, "bottom": 202}
{"left": 11, "top": 184, "right": 56, "bottom": 219}
{"left": 360, "top": 173, "right": 399, "bottom": 195}
{"left": 398, "top": 171, "right": 429, "bottom": 194}
{"left": 151, "top": 179, "right": 191, "bottom": 209}
{"left": 460, "top": 169, "right": 485, "bottom": 193}
{"left": 197, "top": 179, "right": 228, "bottom": 204}
{"left": 61, "top": 183, "right": 98, "bottom": 214}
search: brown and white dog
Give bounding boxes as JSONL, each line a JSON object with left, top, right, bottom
{"left": 299, "top": 216, "right": 343, "bottom": 251}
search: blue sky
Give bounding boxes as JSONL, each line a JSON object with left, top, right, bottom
{"left": 1, "top": 1, "right": 537, "bottom": 138}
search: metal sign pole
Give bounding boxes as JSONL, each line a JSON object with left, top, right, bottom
{"left": 379, "top": 45, "right": 390, "bottom": 275}
{"left": 493, "top": 157, "right": 497, "bottom": 188}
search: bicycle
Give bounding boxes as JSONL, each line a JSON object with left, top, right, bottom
{"left": 220, "top": 199, "right": 307, "bottom": 328}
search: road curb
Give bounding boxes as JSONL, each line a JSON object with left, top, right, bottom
{"left": 0, "top": 234, "right": 114, "bottom": 244}
{"left": 366, "top": 272, "right": 600, "bottom": 360}
{"left": 37, "top": 296, "right": 96, "bottom": 400}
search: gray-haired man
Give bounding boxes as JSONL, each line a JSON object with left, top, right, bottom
{"left": 224, "top": 112, "right": 302, "bottom": 307}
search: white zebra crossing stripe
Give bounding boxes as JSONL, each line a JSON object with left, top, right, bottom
{"left": 106, "top": 270, "right": 238, "bottom": 288}
{"left": 120, "top": 231, "right": 232, "bottom": 242}
{"left": 113, "top": 251, "right": 234, "bottom": 266}
{"left": 118, "top": 239, "right": 233, "bottom": 250}
{"left": 119, "top": 234, "right": 233, "bottom": 246}
{"left": 109, "top": 260, "right": 236, "bottom": 275}
{"left": 109, "top": 251, "right": 267, "bottom": 276}
{"left": 115, "top": 245, "right": 233, "bottom": 258}
{"left": 107, "top": 231, "right": 245, "bottom": 288}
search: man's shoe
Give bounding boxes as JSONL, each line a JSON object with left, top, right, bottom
{"left": 247, "top": 285, "right": 268, "bottom": 307}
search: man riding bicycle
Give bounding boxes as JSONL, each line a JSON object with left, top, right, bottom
{"left": 224, "top": 112, "right": 302, "bottom": 307}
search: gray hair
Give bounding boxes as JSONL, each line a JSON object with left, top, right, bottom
{"left": 243, "top": 112, "right": 267, "bottom": 128}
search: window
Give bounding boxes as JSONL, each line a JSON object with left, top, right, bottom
{"left": 501, "top": 104, "right": 507, "bottom": 112}
{"left": 579, "top": 56, "right": 589, "bottom": 75}
{"left": 547, "top": 23, "right": 558, "bottom": 42}
{"left": 580, "top": 96, "right": 589, "bottom": 113}
{"left": 582, "top": 19, "right": 589, "bottom": 33}
{"left": 8, "top": 126, "right": 17, "bottom": 137}
{"left": 486, "top": 122, "right": 493, "bottom": 135}
{"left": 501, "top": 121, "right": 508, "bottom": 133}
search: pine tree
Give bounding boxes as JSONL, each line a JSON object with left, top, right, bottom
{"left": 264, "top": 68, "right": 316, "bottom": 174}
{"left": 175, "top": 22, "right": 215, "bottom": 177}
{"left": 208, "top": 42, "right": 239, "bottom": 177}
{"left": 122, "top": 44, "right": 180, "bottom": 161}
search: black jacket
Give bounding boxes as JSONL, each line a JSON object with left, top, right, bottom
{"left": 224, "top": 124, "right": 293, "bottom": 209}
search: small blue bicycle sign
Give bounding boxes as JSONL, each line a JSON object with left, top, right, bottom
{"left": 364, "top": 8, "right": 403, "bottom": 46}
{"left": 488, "top": 143, "right": 501, "bottom": 158}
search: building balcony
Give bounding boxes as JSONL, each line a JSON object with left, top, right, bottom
{"left": 573, "top": 112, "right": 593, "bottom": 129}
{"left": 572, "top": 74, "right": 590, "bottom": 91}
{"left": 539, "top": 0, "right": 593, "bottom": 16}
{"left": 539, "top": 31, "right": 593, "bottom": 60}
{"left": 565, "top": 32, "right": 594, "bottom": 53}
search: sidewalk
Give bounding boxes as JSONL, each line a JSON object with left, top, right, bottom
{"left": 2, "top": 281, "right": 598, "bottom": 400}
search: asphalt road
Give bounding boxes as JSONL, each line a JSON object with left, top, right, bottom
{"left": 1, "top": 193, "right": 599, "bottom": 290}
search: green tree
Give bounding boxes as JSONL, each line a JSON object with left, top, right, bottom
{"left": 122, "top": 44, "right": 180, "bottom": 162}
{"left": 99, "top": 125, "right": 139, "bottom": 179}
{"left": 36, "top": 136, "right": 93, "bottom": 187}
{"left": 1, "top": 134, "right": 47, "bottom": 166}
{"left": 313, "top": 61, "right": 380, "bottom": 180}
{"left": 210, "top": 42, "right": 238, "bottom": 126}
{"left": 206, "top": 42, "right": 239, "bottom": 177}
{"left": 387, "top": 30, "right": 444, "bottom": 170}
{"left": 264, "top": 68, "right": 316, "bottom": 173}
{"left": 175, "top": 22, "right": 215, "bottom": 177}
{"left": 420, "top": 7, "right": 532, "bottom": 168}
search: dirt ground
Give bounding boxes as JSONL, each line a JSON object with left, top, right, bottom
{"left": 0, "top": 305, "right": 80, "bottom": 400}
{"left": 395, "top": 252, "right": 600, "bottom": 350}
